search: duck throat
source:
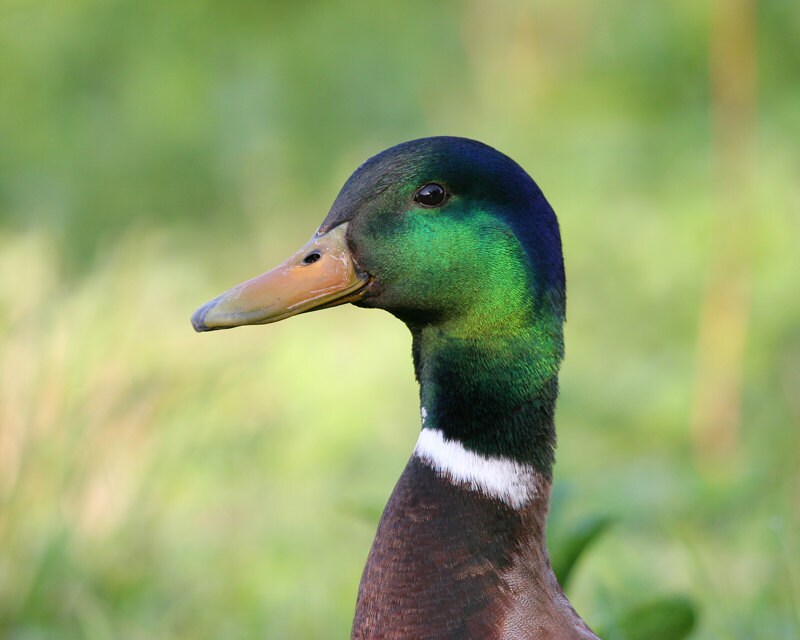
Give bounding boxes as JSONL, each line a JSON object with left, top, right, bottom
{"left": 411, "top": 320, "right": 563, "bottom": 479}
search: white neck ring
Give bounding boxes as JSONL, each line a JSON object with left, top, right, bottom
{"left": 413, "top": 428, "right": 540, "bottom": 509}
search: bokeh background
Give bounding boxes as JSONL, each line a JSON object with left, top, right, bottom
{"left": 1, "top": 0, "right": 798, "bottom": 638}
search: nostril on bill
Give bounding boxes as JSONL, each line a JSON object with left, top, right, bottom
{"left": 302, "top": 251, "right": 322, "bottom": 265}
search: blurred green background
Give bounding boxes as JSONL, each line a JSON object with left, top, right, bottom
{"left": 1, "top": 0, "right": 798, "bottom": 638}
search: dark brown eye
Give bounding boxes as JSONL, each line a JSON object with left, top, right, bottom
{"left": 413, "top": 183, "right": 447, "bottom": 208}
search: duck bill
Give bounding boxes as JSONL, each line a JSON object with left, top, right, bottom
{"left": 192, "top": 223, "right": 369, "bottom": 332}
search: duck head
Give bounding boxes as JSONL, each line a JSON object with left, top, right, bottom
{"left": 192, "top": 136, "right": 565, "bottom": 340}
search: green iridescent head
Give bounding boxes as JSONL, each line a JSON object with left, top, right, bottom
{"left": 194, "top": 136, "right": 565, "bottom": 340}
{"left": 320, "top": 137, "right": 565, "bottom": 337}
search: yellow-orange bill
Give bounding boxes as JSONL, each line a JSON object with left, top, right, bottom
{"left": 191, "top": 223, "right": 369, "bottom": 332}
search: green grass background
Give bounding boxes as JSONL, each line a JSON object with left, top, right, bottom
{"left": 1, "top": 1, "right": 798, "bottom": 638}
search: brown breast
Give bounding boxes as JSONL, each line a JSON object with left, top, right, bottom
{"left": 351, "top": 457, "right": 599, "bottom": 640}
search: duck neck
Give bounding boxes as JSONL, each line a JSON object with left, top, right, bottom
{"left": 411, "top": 316, "right": 563, "bottom": 478}
{"left": 352, "top": 317, "right": 599, "bottom": 639}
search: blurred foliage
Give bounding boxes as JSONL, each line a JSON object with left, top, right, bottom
{"left": 1, "top": 0, "right": 799, "bottom": 638}
{"left": 599, "top": 596, "right": 697, "bottom": 640}
{"left": 549, "top": 519, "right": 697, "bottom": 640}
{"left": 551, "top": 514, "right": 613, "bottom": 591}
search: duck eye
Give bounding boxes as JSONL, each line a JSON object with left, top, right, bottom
{"left": 413, "top": 183, "right": 447, "bottom": 208}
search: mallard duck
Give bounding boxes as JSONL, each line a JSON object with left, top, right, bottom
{"left": 192, "top": 137, "right": 598, "bottom": 639}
